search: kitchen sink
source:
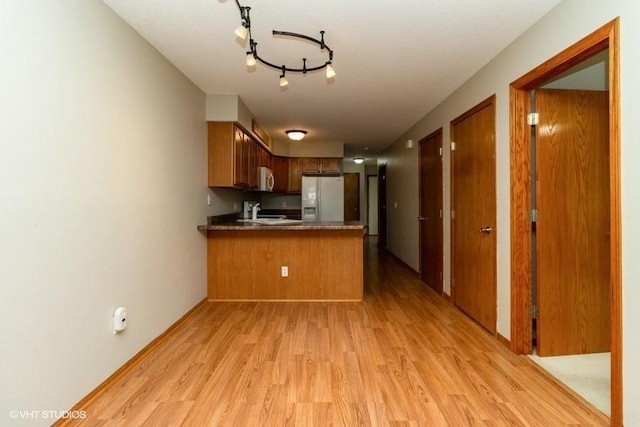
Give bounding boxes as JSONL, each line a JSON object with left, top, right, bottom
{"left": 237, "top": 218, "right": 302, "bottom": 225}
{"left": 254, "top": 218, "right": 302, "bottom": 225}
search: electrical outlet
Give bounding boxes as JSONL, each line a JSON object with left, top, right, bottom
{"left": 233, "top": 202, "right": 238, "bottom": 211}
{"left": 113, "top": 307, "right": 127, "bottom": 334}
{"left": 207, "top": 195, "right": 212, "bottom": 206}
{"left": 281, "top": 266, "right": 288, "bottom": 277}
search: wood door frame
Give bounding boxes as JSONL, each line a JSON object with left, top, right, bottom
{"left": 509, "top": 19, "right": 621, "bottom": 425}
{"left": 418, "top": 128, "right": 444, "bottom": 294}
{"left": 450, "top": 95, "right": 496, "bottom": 306}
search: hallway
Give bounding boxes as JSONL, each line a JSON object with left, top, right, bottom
{"left": 66, "top": 239, "right": 608, "bottom": 425}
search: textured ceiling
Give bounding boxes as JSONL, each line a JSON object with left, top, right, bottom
{"left": 102, "top": 0, "right": 562, "bottom": 157}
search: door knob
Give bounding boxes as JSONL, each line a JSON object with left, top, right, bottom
{"left": 418, "top": 216, "right": 426, "bottom": 221}
{"left": 480, "top": 226, "right": 493, "bottom": 233}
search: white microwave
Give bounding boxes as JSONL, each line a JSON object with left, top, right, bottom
{"left": 258, "top": 166, "right": 274, "bottom": 192}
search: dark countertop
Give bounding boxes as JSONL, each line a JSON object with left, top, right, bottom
{"left": 197, "top": 221, "right": 365, "bottom": 232}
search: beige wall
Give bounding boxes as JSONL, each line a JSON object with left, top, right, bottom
{"left": 287, "top": 141, "right": 344, "bottom": 158}
{"left": 377, "top": 140, "right": 420, "bottom": 267}
{"left": 382, "top": 0, "right": 640, "bottom": 422}
{"left": 204, "top": 94, "right": 264, "bottom": 148}
{"left": 543, "top": 50, "right": 608, "bottom": 90}
{"left": 0, "top": 0, "right": 240, "bottom": 422}
{"left": 206, "top": 95, "right": 344, "bottom": 159}
{"left": 205, "top": 94, "right": 238, "bottom": 122}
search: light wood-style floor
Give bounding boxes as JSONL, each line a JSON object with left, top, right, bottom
{"left": 69, "top": 238, "right": 609, "bottom": 426}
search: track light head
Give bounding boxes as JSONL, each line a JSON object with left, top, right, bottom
{"left": 246, "top": 52, "right": 256, "bottom": 67}
{"left": 234, "top": 5, "right": 251, "bottom": 40}
{"left": 235, "top": 25, "right": 249, "bottom": 40}
{"left": 326, "top": 63, "right": 336, "bottom": 79}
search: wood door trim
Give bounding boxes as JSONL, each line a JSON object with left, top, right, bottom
{"left": 509, "top": 18, "right": 621, "bottom": 426}
{"left": 451, "top": 95, "right": 495, "bottom": 125}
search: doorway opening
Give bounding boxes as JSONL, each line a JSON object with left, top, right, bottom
{"left": 509, "top": 19, "right": 621, "bottom": 425}
{"left": 367, "top": 175, "right": 379, "bottom": 235}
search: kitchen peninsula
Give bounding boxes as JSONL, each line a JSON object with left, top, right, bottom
{"left": 197, "top": 221, "right": 365, "bottom": 301}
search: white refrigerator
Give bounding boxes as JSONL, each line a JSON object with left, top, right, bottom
{"left": 301, "top": 176, "right": 344, "bottom": 222}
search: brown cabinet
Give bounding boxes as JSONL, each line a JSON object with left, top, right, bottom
{"left": 288, "top": 158, "right": 302, "bottom": 193}
{"left": 320, "top": 158, "right": 342, "bottom": 174}
{"left": 301, "top": 157, "right": 342, "bottom": 175}
{"left": 208, "top": 124, "right": 341, "bottom": 192}
{"left": 246, "top": 133, "right": 258, "bottom": 189}
{"left": 208, "top": 121, "right": 262, "bottom": 189}
{"left": 258, "top": 145, "right": 273, "bottom": 170}
{"left": 301, "top": 158, "right": 321, "bottom": 174}
{"left": 273, "top": 156, "right": 289, "bottom": 193}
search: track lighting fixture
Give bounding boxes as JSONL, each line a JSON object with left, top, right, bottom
{"left": 232, "top": 0, "right": 336, "bottom": 86}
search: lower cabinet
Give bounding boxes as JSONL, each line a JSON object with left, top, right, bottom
{"left": 207, "top": 228, "right": 364, "bottom": 300}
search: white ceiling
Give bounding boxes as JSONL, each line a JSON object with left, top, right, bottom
{"left": 102, "top": 0, "right": 562, "bottom": 157}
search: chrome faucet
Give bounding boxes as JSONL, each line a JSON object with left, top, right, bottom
{"left": 251, "top": 203, "right": 261, "bottom": 220}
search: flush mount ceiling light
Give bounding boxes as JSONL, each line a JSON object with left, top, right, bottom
{"left": 286, "top": 130, "right": 307, "bottom": 141}
{"left": 353, "top": 157, "right": 365, "bottom": 164}
{"left": 233, "top": 0, "right": 336, "bottom": 86}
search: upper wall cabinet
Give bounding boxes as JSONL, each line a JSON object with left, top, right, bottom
{"left": 272, "top": 156, "right": 289, "bottom": 193}
{"left": 320, "top": 158, "right": 342, "bottom": 174}
{"left": 288, "top": 158, "right": 302, "bottom": 193}
{"left": 208, "top": 121, "right": 342, "bottom": 192}
{"left": 208, "top": 121, "right": 265, "bottom": 189}
{"left": 301, "top": 157, "right": 342, "bottom": 175}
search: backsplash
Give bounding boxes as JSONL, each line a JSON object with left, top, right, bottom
{"left": 258, "top": 193, "right": 302, "bottom": 210}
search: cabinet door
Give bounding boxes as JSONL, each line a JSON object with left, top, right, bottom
{"left": 247, "top": 135, "right": 258, "bottom": 189}
{"left": 321, "top": 158, "right": 342, "bottom": 174}
{"left": 301, "top": 158, "right": 320, "bottom": 174}
{"left": 273, "top": 156, "right": 289, "bottom": 193}
{"left": 260, "top": 145, "right": 273, "bottom": 170}
{"left": 233, "top": 127, "right": 246, "bottom": 187}
{"left": 207, "top": 122, "right": 235, "bottom": 187}
{"left": 288, "top": 158, "right": 302, "bottom": 193}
